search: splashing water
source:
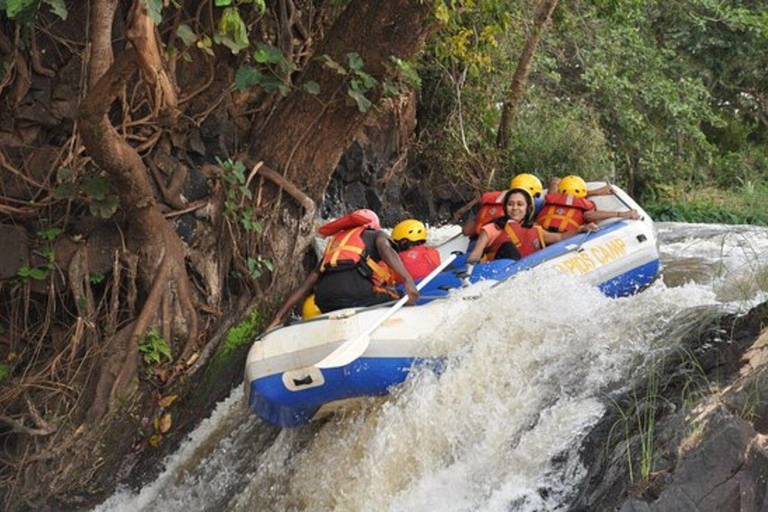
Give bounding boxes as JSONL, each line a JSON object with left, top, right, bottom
{"left": 95, "top": 222, "right": 768, "bottom": 512}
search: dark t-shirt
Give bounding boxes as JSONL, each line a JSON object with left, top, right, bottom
{"left": 315, "top": 230, "right": 397, "bottom": 312}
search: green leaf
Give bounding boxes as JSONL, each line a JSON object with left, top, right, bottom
{"left": 232, "top": 160, "right": 246, "bottom": 183}
{"left": 90, "top": 196, "right": 119, "bottom": 219}
{"left": 347, "top": 52, "right": 364, "bottom": 71}
{"left": 29, "top": 268, "right": 48, "bottom": 280}
{"left": 17, "top": 267, "right": 31, "bottom": 278}
{"left": 196, "top": 35, "right": 215, "bottom": 56}
{"left": 89, "top": 273, "right": 105, "bottom": 284}
{"left": 235, "top": 65, "right": 263, "bottom": 91}
{"left": 0, "top": 363, "right": 11, "bottom": 383}
{"left": 142, "top": 0, "right": 163, "bottom": 25}
{"left": 347, "top": 89, "right": 372, "bottom": 113}
{"left": 255, "top": 73, "right": 288, "bottom": 94}
{"left": 43, "top": 0, "right": 66, "bottom": 19}
{"left": 301, "top": 81, "right": 321, "bottom": 95}
{"left": 317, "top": 54, "right": 347, "bottom": 75}
{"left": 56, "top": 167, "right": 73, "bottom": 181}
{"left": 6, "top": 0, "right": 37, "bottom": 19}
{"left": 253, "top": 43, "right": 283, "bottom": 64}
{"left": 215, "top": 0, "right": 233, "bottom": 5}
{"left": 253, "top": 43, "right": 294, "bottom": 74}
{"left": 214, "top": 7, "right": 250, "bottom": 54}
{"left": 262, "top": 258, "right": 273, "bottom": 271}
{"left": 239, "top": 185, "right": 253, "bottom": 199}
{"left": 81, "top": 175, "right": 110, "bottom": 200}
{"left": 249, "top": 0, "right": 266, "bottom": 15}
{"left": 54, "top": 183, "right": 77, "bottom": 197}
{"left": 38, "top": 227, "right": 61, "bottom": 241}
{"left": 382, "top": 80, "right": 400, "bottom": 97}
{"left": 176, "top": 24, "right": 197, "bottom": 46}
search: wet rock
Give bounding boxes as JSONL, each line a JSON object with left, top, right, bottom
{"left": 343, "top": 182, "right": 367, "bottom": 209}
{"left": 200, "top": 109, "right": 236, "bottom": 159}
{"left": 0, "top": 224, "right": 29, "bottom": 279}
{"left": 571, "top": 303, "right": 768, "bottom": 512}
{"left": 620, "top": 499, "right": 652, "bottom": 512}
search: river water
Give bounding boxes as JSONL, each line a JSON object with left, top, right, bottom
{"left": 96, "top": 222, "right": 768, "bottom": 512}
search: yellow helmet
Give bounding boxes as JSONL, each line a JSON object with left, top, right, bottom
{"left": 510, "top": 173, "right": 543, "bottom": 198}
{"left": 301, "top": 294, "right": 321, "bottom": 320}
{"left": 391, "top": 219, "right": 427, "bottom": 244}
{"left": 558, "top": 175, "right": 588, "bottom": 198}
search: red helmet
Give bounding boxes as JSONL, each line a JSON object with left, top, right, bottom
{"left": 353, "top": 209, "right": 380, "bottom": 230}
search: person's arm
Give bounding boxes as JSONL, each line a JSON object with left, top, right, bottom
{"left": 267, "top": 269, "right": 320, "bottom": 330}
{"left": 586, "top": 184, "right": 614, "bottom": 197}
{"left": 466, "top": 230, "right": 491, "bottom": 264}
{"left": 547, "top": 177, "right": 560, "bottom": 194}
{"left": 584, "top": 209, "right": 639, "bottom": 223}
{"left": 376, "top": 235, "right": 419, "bottom": 304}
{"left": 541, "top": 223, "right": 598, "bottom": 245}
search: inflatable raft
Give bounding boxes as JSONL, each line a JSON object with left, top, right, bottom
{"left": 244, "top": 184, "right": 660, "bottom": 427}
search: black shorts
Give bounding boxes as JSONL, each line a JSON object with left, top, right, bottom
{"left": 315, "top": 268, "right": 399, "bottom": 313}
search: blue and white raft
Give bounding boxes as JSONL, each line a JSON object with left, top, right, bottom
{"left": 244, "top": 183, "right": 661, "bottom": 427}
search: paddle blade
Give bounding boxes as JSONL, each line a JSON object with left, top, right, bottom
{"left": 315, "top": 253, "right": 457, "bottom": 370}
{"left": 316, "top": 334, "right": 371, "bottom": 369}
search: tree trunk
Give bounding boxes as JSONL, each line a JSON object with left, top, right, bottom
{"left": 246, "top": 0, "right": 433, "bottom": 299}
{"left": 79, "top": 50, "right": 196, "bottom": 419}
{"left": 496, "top": 0, "right": 559, "bottom": 150}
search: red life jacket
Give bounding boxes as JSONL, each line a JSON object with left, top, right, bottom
{"left": 486, "top": 221, "right": 545, "bottom": 260}
{"left": 319, "top": 225, "right": 395, "bottom": 287}
{"left": 471, "top": 190, "right": 507, "bottom": 236}
{"left": 395, "top": 245, "right": 441, "bottom": 282}
{"left": 536, "top": 193, "right": 595, "bottom": 233}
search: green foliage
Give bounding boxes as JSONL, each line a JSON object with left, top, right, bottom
{"left": 55, "top": 172, "right": 120, "bottom": 219}
{"left": 645, "top": 182, "right": 768, "bottom": 226}
{"left": 215, "top": 7, "right": 250, "bottom": 54}
{"left": 176, "top": 24, "right": 197, "bottom": 46}
{"left": 235, "top": 44, "right": 293, "bottom": 95}
{"left": 139, "top": 329, "right": 173, "bottom": 366}
{"left": 37, "top": 227, "right": 61, "bottom": 241}
{"left": 2, "top": 0, "right": 67, "bottom": 21}
{"left": 246, "top": 256, "right": 273, "bottom": 278}
{"left": 215, "top": 310, "right": 264, "bottom": 364}
{"left": 16, "top": 235, "right": 57, "bottom": 282}
{"left": 0, "top": 363, "right": 10, "bottom": 383}
{"left": 89, "top": 272, "right": 105, "bottom": 285}
{"left": 416, "top": 0, "right": 768, "bottom": 205}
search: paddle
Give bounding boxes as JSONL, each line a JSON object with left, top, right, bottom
{"left": 316, "top": 253, "right": 458, "bottom": 369}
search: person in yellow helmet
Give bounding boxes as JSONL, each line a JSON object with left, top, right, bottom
{"left": 391, "top": 219, "right": 441, "bottom": 281}
{"left": 536, "top": 175, "right": 640, "bottom": 233}
{"left": 460, "top": 173, "right": 545, "bottom": 237}
{"left": 267, "top": 209, "right": 419, "bottom": 330}
{"left": 510, "top": 173, "right": 545, "bottom": 216}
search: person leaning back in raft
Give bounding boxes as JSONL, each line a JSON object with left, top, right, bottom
{"left": 461, "top": 173, "right": 545, "bottom": 237}
{"left": 536, "top": 175, "right": 640, "bottom": 233}
{"left": 267, "top": 209, "right": 419, "bottom": 330}
{"left": 466, "top": 188, "right": 595, "bottom": 264}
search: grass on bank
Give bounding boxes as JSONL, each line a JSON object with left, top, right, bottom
{"left": 645, "top": 182, "right": 768, "bottom": 226}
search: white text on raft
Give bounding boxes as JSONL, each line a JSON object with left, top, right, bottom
{"left": 555, "top": 238, "right": 628, "bottom": 275}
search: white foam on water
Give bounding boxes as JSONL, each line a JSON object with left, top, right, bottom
{"left": 96, "top": 222, "right": 768, "bottom": 512}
